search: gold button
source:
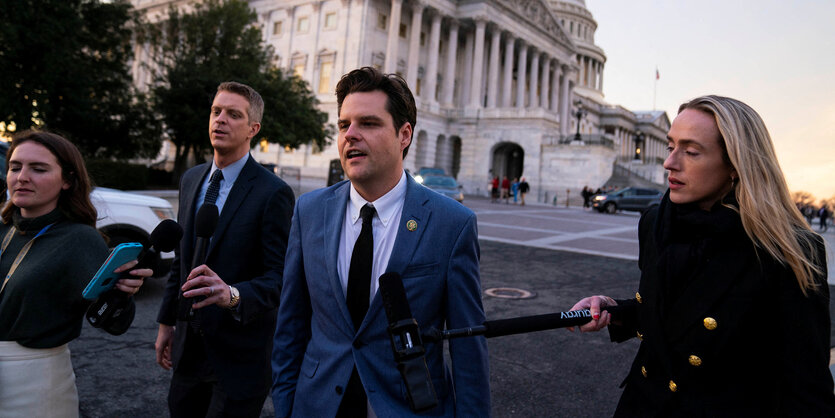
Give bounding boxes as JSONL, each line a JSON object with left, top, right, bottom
{"left": 703, "top": 317, "right": 718, "bottom": 330}
{"left": 641, "top": 366, "right": 647, "bottom": 377}
{"left": 636, "top": 331, "right": 643, "bottom": 341}
{"left": 669, "top": 380, "right": 678, "bottom": 392}
{"left": 688, "top": 355, "right": 702, "bottom": 367}
{"left": 636, "top": 292, "right": 642, "bottom": 303}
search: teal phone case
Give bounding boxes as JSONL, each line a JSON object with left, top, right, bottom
{"left": 82, "top": 242, "right": 144, "bottom": 300}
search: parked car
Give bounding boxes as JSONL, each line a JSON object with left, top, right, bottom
{"left": 421, "top": 175, "right": 464, "bottom": 203}
{"left": 592, "top": 187, "right": 663, "bottom": 214}
{"left": 414, "top": 167, "right": 446, "bottom": 184}
{"left": 0, "top": 141, "right": 176, "bottom": 274}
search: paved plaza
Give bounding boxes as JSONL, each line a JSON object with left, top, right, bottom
{"left": 74, "top": 189, "right": 835, "bottom": 417}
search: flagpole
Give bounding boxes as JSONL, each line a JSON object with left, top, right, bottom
{"left": 653, "top": 67, "right": 658, "bottom": 111}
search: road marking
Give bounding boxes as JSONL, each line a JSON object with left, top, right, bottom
{"left": 477, "top": 235, "right": 639, "bottom": 261}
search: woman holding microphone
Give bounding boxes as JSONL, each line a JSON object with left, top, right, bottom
{"left": 0, "top": 130, "right": 153, "bottom": 417}
{"left": 571, "top": 96, "right": 835, "bottom": 416}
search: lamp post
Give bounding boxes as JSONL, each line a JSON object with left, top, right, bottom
{"left": 634, "top": 131, "right": 645, "bottom": 161}
{"left": 573, "top": 100, "right": 586, "bottom": 142}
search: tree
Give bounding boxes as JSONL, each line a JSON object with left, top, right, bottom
{"left": 140, "top": 0, "right": 332, "bottom": 176}
{"left": 0, "top": 0, "right": 162, "bottom": 159}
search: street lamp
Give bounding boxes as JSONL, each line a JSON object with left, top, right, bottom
{"left": 634, "top": 131, "right": 645, "bottom": 161}
{"left": 573, "top": 100, "right": 586, "bottom": 142}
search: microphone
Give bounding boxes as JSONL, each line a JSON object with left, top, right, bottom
{"left": 378, "top": 272, "right": 438, "bottom": 413}
{"left": 191, "top": 203, "right": 219, "bottom": 270}
{"left": 87, "top": 219, "right": 184, "bottom": 330}
{"left": 422, "top": 305, "right": 626, "bottom": 343}
{"left": 187, "top": 203, "right": 219, "bottom": 308}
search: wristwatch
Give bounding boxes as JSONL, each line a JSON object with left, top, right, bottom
{"left": 228, "top": 285, "right": 240, "bottom": 309}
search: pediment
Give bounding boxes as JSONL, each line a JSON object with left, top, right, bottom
{"left": 494, "top": 0, "right": 575, "bottom": 50}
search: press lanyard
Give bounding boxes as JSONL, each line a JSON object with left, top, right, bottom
{"left": 0, "top": 223, "right": 55, "bottom": 295}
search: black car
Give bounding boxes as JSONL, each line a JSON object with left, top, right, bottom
{"left": 592, "top": 187, "right": 663, "bottom": 214}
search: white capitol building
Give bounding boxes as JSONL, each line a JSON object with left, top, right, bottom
{"left": 133, "top": 0, "right": 669, "bottom": 201}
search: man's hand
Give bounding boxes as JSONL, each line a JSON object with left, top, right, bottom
{"left": 112, "top": 259, "right": 153, "bottom": 295}
{"left": 155, "top": 324, "right": 175, "bottom": 370}
{"left": 182, "top": 264, "right": 232, "bottom": 309}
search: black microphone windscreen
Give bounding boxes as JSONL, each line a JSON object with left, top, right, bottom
{"left": 150, "top": 219, "right": 183, "bottom": 252}
{"left": 195, "top": 204, "right": 219, "bottom": 238}
{"left": 379, "top": 272, "right": 413, "bottom": 323}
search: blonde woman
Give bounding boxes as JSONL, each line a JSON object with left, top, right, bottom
{"left": 570, "top": 96, "right": 835, "bottom": 416}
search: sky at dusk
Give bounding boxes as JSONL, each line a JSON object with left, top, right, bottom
{"left": 587, "top": 0, "right": 835, "bottom": 200}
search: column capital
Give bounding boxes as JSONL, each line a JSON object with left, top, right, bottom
{"left": 409, "top": 0, "right": 425, "bottom": 12}
{"left": 473, "top": 15, "right": 489, "bottom": 25}
{"left": 312, "top": 0, "right": 323, "bottom": 12}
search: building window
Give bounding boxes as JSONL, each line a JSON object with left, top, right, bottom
{"left": 569, "top": 21, "right": 574, "bottom": 34}
{"left": 377, "top": 12, "right": 387, "bottom": 30}
{"left": 273, "top": 21, "right": 283, "bottom": 36}
{"left": 294, "top": 64, "right": 305, "bottom": 78}
{"left": 297, "top": 16, "right": 309, "bottom": 33}
{"left": 420, "top": 31, "right": 426, "bottom": 46}
{"left": 324, "top": 12, "right": 337, "bottom": 30}
{"left": 318, "top": 61, "right": 333, "bottom": 94}
{"left": 259, "top": 139, "right": 270, "bottom": 153}
{"left": 399, "top": 23, "right": 407, "bottom": 38}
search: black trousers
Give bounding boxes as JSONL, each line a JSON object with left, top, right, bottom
{"left": 168, "top": 329, "right": 267, "bottom": 418}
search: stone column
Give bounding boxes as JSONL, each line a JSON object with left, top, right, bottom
{"left": 461, "top": 31, "right": 474, "bottom": 107}
{"left": 550, "top": 61, "right": 561, "bottom": 113}
{"left": 486, "top": 28, "right": 501, "bottom": 108}
{"left": 406, "top": 2, "right": 424, "bottom": 89}
{"left": 599, "top": 62, "right": 605, "bottom": 92}
{"left": 559, "top": 65, "right": 572, "bottom": 136}
{"left": 501, "top": 35, "right": 515, "bottom": 108}
{"left": 515, "top": 42, "right": 527, "bottom": 109}
{"left": 469, "top": 18, "right": 487, "bottom": 107}
{"left": 528, "top": 50, "right": 539, "bottom": 107}
{"left": 385, "top": 0, "right": 403, "bottom": 73}
{"left": 441, "top": 19, "right": 459, "bottom": 106}
{"left": 540, "top": 55, "right": 550, "bottom": 109}
{"left": 424, "top": 11, "right": 441, "bottom": 102}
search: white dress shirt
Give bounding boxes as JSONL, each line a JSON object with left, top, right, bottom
{"left": 338, "top": 171, "right": 407, "bottom": 305}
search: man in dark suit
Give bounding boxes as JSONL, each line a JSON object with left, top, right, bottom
{"left": 156, "top": 81, "right": 294, "bottom": 417}
{"left": 272, "top": 67, "right": 490, "bottom": 417}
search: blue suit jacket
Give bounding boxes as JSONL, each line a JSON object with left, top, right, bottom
{"left": 272, "top": 174, "right": 490, "bottom": 417}
{"left": 158, "top": 155, "right": 294, "bottom": 399}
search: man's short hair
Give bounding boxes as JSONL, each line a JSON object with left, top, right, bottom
{"left": 335, "top": 67, "right": 417, "bottom": 159}
{"left": 216, "top": 81, "right": 264, "bottom": 124}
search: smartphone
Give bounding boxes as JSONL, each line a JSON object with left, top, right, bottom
{"left": 82, "top": 242, "right": 144, "bottom": 300}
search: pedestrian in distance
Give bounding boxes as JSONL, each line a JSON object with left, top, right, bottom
{"left": 511, "top": 177, "right": 519, "bottom": 204}
{"left": 272, "top": 66, "right": 490, "bottom": 417}
{"left": 501, "top": 175, "right": 510, "bottom": 203}
{"left": 0, "top": 130, "right": 151, "bottom": 417}
{"left": 569, "top": 95, "right": 835, "bottom": 416}
{"left": 155, "top": 81, "right": 295, "bottom": 417}
{"left": 818, "top": 205, "right": 829, "bottom": 232}
{"left": 518, "top": 177, "right": 530, "bottom": 206}
{"left": 490, "top": 176, "right": 499, "bottom": 203}
{"left": 582, "top": 186, "right": 592, "bottom": 209}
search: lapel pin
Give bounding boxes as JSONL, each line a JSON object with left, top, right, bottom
{"left": 406, "top": 219, "right": 417, "bottom": 231}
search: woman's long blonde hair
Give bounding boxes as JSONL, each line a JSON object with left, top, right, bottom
{"left": 679, "top": 95, "right": 823, "bottom": 294}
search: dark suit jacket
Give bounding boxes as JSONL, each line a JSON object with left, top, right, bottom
{"left": 272, "top": 174, "right": 490, "bottom": 417}
{"left": 609, "top": 203, "right": 835, "bottom": 417}
{"left": 158, "top": 155, "right": 294, "bottom": 399}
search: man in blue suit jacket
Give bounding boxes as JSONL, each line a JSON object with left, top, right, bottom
{"left": 156, "top": 82, "right": 294, "bottom": 417}
{"left": 272, "top": 67, "right": 490, "bottom": 417}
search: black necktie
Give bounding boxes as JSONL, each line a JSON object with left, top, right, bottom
{"left": 339, "top": 204, "right": 375, "bottom": 418}
{"left": 346, "top": 204, "right": 375, "bottom": 330}
{"left": 204, "top": 169, "right": 223, "bottom": 206}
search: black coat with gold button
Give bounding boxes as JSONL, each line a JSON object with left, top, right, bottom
{"left": 608, "top": 193, "right": 835, "bottom": 417}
